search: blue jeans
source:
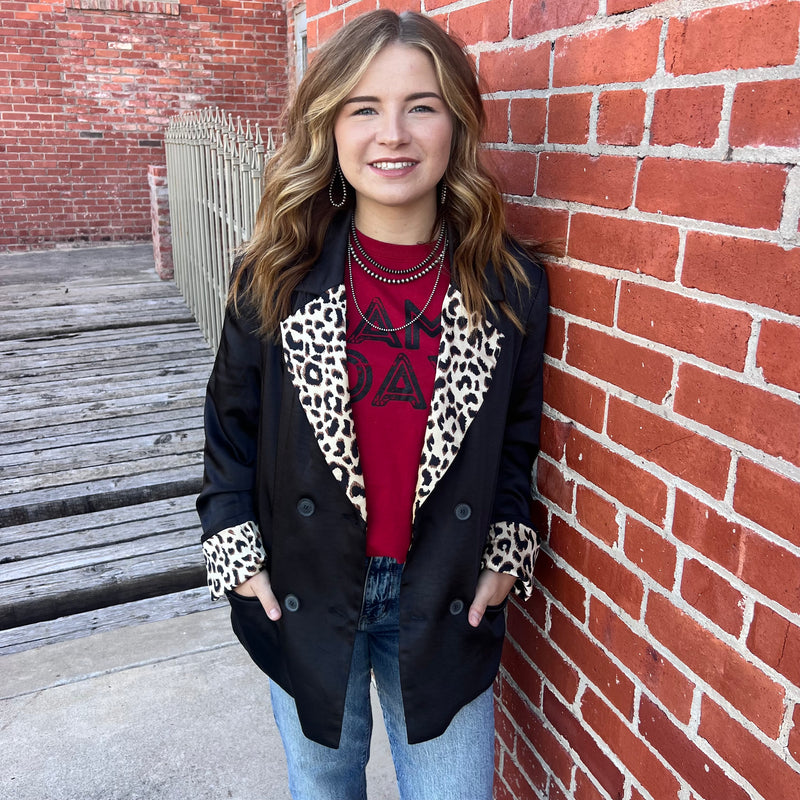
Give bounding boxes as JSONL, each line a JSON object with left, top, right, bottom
{"left": 270, "top": 557, "right": 495, "bottom": 800}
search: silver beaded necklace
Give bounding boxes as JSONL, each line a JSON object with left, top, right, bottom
{"left": 349, "top": 243, "right": 441, "bottom": 285}
{"left": 350, "top": 214, "right": 447, "bottom": 276}
{"left": 347, "top": 234, "right": 447, "bottom": 333}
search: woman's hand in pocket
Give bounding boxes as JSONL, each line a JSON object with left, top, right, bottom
{"left": 233, "top": 570, "right": 282, "bottom": 621}
{"left": 468, "top": 569, "right": 516, "bottom": 628}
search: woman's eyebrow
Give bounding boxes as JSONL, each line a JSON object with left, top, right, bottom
{"left": 342, "top": 91, "right": 443, "bottom": 105}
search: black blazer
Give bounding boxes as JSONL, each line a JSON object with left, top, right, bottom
{"left": 197, "top": 214, "right": 549, "bottom": 747}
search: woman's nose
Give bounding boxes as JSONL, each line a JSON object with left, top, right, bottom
{"left": 376, "top": 112, "right": 410, "bottom": 146}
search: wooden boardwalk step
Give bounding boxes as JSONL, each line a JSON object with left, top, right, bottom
{"left": 0, "top": 587, "right": 216, "bottom": 656}
{"left": 0, "top": 244, "right": 215, "bottom": 648}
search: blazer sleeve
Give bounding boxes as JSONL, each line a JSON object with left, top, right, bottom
{"left": 196, "top": 292, "right": 268, "bottom": 599}
{"left": 482, "top": 262, "right": 549, "bottom": 599}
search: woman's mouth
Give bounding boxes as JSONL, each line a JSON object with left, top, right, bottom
{"left": 370, "top": 161, "right": 417, "bottom": 171}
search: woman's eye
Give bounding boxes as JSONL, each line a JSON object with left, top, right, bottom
{"left": 410, "top": 104, "right": 436, "bottom": 113}
{"left": 353, "top": 106, "right": 377, "bottom": 116}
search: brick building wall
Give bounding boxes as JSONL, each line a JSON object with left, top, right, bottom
{"left": 0, "top": 0, "right": 287, "bottom": 251}
{"left": 302, "top": 1, "right": 800, "bottom": 798}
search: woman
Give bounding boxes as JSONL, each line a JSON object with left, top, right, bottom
{"left": 197, "top": 9, "right": 548, "bottom": 800}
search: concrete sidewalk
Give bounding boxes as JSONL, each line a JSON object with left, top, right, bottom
{"left": 0, "top": 608, "right": 400, "bottom": 800}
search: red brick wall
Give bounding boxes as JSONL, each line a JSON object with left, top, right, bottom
{"left": 1, "top": 0, "right": 286, "bottom": 251}
{"left": 306, "top": 1, "right": 800, "bottom": 798}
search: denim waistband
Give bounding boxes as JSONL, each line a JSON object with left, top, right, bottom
{"left": 360, "top": 556, "right": 402, "bottom": 628}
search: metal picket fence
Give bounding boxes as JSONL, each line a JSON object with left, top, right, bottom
{"left": 164, "top": 108, "right": 277, "bottom": 349}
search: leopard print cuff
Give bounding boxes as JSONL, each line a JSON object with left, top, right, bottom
{"left": 202, "top": 521, "right": 267, "bottom": 600}
{"left": 482, "top": 521, "right": 540, "bottom": 600}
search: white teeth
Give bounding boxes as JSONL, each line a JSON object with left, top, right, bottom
{"left": 372, "top": 161, "right": 415, "bottom": 170}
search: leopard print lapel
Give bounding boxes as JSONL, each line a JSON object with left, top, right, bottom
{"left": 280, "top": 284, "right": 368, "bottom": 522}
{"left": 280, "top": 282, "right": 503, "bottom": 527}
{"left": 413, "top": 285, "right": 504, "bottom": 520}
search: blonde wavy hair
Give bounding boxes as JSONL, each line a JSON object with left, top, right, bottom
{"left": 234, "top": 9, "right": 529, "bottom": 336}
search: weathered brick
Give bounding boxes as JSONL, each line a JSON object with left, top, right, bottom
{"left": 536, "top": 458, "right": 575, "bottom": 514}
{"left": 418, "top": 0, "right": 449, "bottom": 10}
{"left": 573, "top": 769, "right": 606, "bottom": 800}
{"left": 496, "top": 734, "right": 541, "bottom": 797}
{"left": 673, "top": 490, "right": 744, "bottom": 573}
{"left": 380, "top": 0, "right": 423, "bottom": 11}
{"left": 650, "top": 86, "right": 725, "bottom": 147}
{"left": 734, "top": 459, "right": 800, "bottom": 548}
{"left": 597, "top": 89, "right": 646, "bottom": 146}
{"left": 636, "top": 158, "right": 787, "bottom": 229}
{"left": 447, "top": 0, "right": 510, "bottom": 44}
{"left": 537, "top": 552, "right": 586, "bottom": 623}
{"left": 343, "top": 0, "right": 376, "bottom": 23}
{"left": 514, "top": 733, "right": 550, "bottom": 795}
{"left": 544, "top": 688, "right": 626, "bottom": 800}
{"left": 544, "top": 313, "right": 566, "bottom": 359}
{"left": 479, "top": 43, "right": 550, "bottom": 92}
{"left": 674, "top": 364, "right": 800, "bottom": 467}
{"left": 507, "top": 601, "right": 581, "bottom": 703}
{"left": 550, "top": 606, "right": 636, "bottom": 717}
{"left": 540, "top": 414, "right": 572, "bottom": 461}
{"left": 618, "top": 282, "right": 752, "bottom": 370}
{"left": 494, "top": 774, "right": 515, "bottom": 800}
{"left": 484, "top": 98, "right": 509, "bottom": 144}
{"left": 581, "top": 689, "right": 681, "bottom": 799}
{"left": 536, "top": 457, "right": 575, "bottom": 512}
{"left": 747, "top": 603, "right": 800, "bottom": 685}
{"left": 499, "top": 677, "right": 575, "bottom": 790}
{"left": 566, "top": 428, "right": 668, "bottom": 525}
{"left": 538, "top": 152, "right": 637, "bottom": 210}
{"left": 639, "top": 696, "right": 752, "bottom": 800}
{"left": 608, "top": 0, "right": 662, "bottom": 12}
{"left": 665, "top": 0, "right": 800, "bottom": 75}
{"left": 739, "top": 529, "right": 800, "bottom": 616}
{"left": 543, "top": 363, "right": 606, "bottom": 432}
{"left": 550, "top": 514, "right": 645, "bottom": 617}
{"left": 548, "top": 93, "right": 592, "bottom": 145}
{"left": 553, "top": 20, "right": 662, "bottom": 86}
{"left": 494, "top": 698, "right": 516, "bottom": 753}
{"left": 1, "top": 0, "right": 288, "bottom": 250}
{"left": 568, "top": 214, "right": 679, "bottom": 280}
{"left": 483, "top": 149, "right": 537, "bottom": 197}
{"left": 683, "top": 232, "right": 800, "bottom": 316}
{"left": 566, "top": 324, "right": 674, "bottom": 404}
{"left": 509, "top": 97, "right": 547, "bottom": 145}
{"left": 575, "top": 485, "right": 619, "bottom": 547}
{"left": 699, "top": 698, "right": 799, "bottom": 800}
{"left": 757, "top": 319, "right": 800, "bottom": 393}
{"left": 589, "top": 597, "right": 694, "bottom": 722}
{"left": 730, "top": 79, "right": 800, "bottom": 148}
{"left": 790, "top": 705, "right": 800, "bottom": 764}
{"left": 623, "top": 516, "right": 677, "bottom": 589}
{"left": 502, "top": 637, "right": 543, "bottom": 707}
{"left": 544, "top": 260, "right": 617, "bottom": 325}
{"left": 512, "top": 0, "right": 598, "bottom": 38}
{"left": 504, "top": 203, "right": 568, "bottom": 256}
{"left": 647, "top": 592, "right": 785, "bottom": 736}
{"left": 316, "top": 9, "right": 345, "bottom": 43}
{"left": 526, "top": 584, "right": 548, "bottom": 630}
{"left": 681, "top": 558, "right": 744, "bottom": 636}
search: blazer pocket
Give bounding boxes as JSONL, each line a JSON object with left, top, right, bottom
{"left": 226, "top": 590, "right": 292, "bottom": 692}
{"left": 484, "top": 596, "right": 509, "bottom": 616}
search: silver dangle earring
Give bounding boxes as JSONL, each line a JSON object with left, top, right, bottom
{"left": 329, "top": 164, "right": 347, "bottom": 208}
{"left": 439, "top": 181, "right": 448, "bottom": 206}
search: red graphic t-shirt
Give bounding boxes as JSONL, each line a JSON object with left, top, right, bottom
{"left": 345, "top": 229, "right": 450, "bottom": 561}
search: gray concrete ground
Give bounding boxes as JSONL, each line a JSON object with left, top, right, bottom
{"left": 0, "top": 608, "right": 400, "bottom": 800}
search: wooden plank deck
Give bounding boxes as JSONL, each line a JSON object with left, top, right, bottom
{"left": 0, "top": 245, "right": 217, "bottom": 652}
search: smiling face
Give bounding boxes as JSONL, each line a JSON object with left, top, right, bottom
{"left": 333, "top": 43, "right": 454, "bottom": 238}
